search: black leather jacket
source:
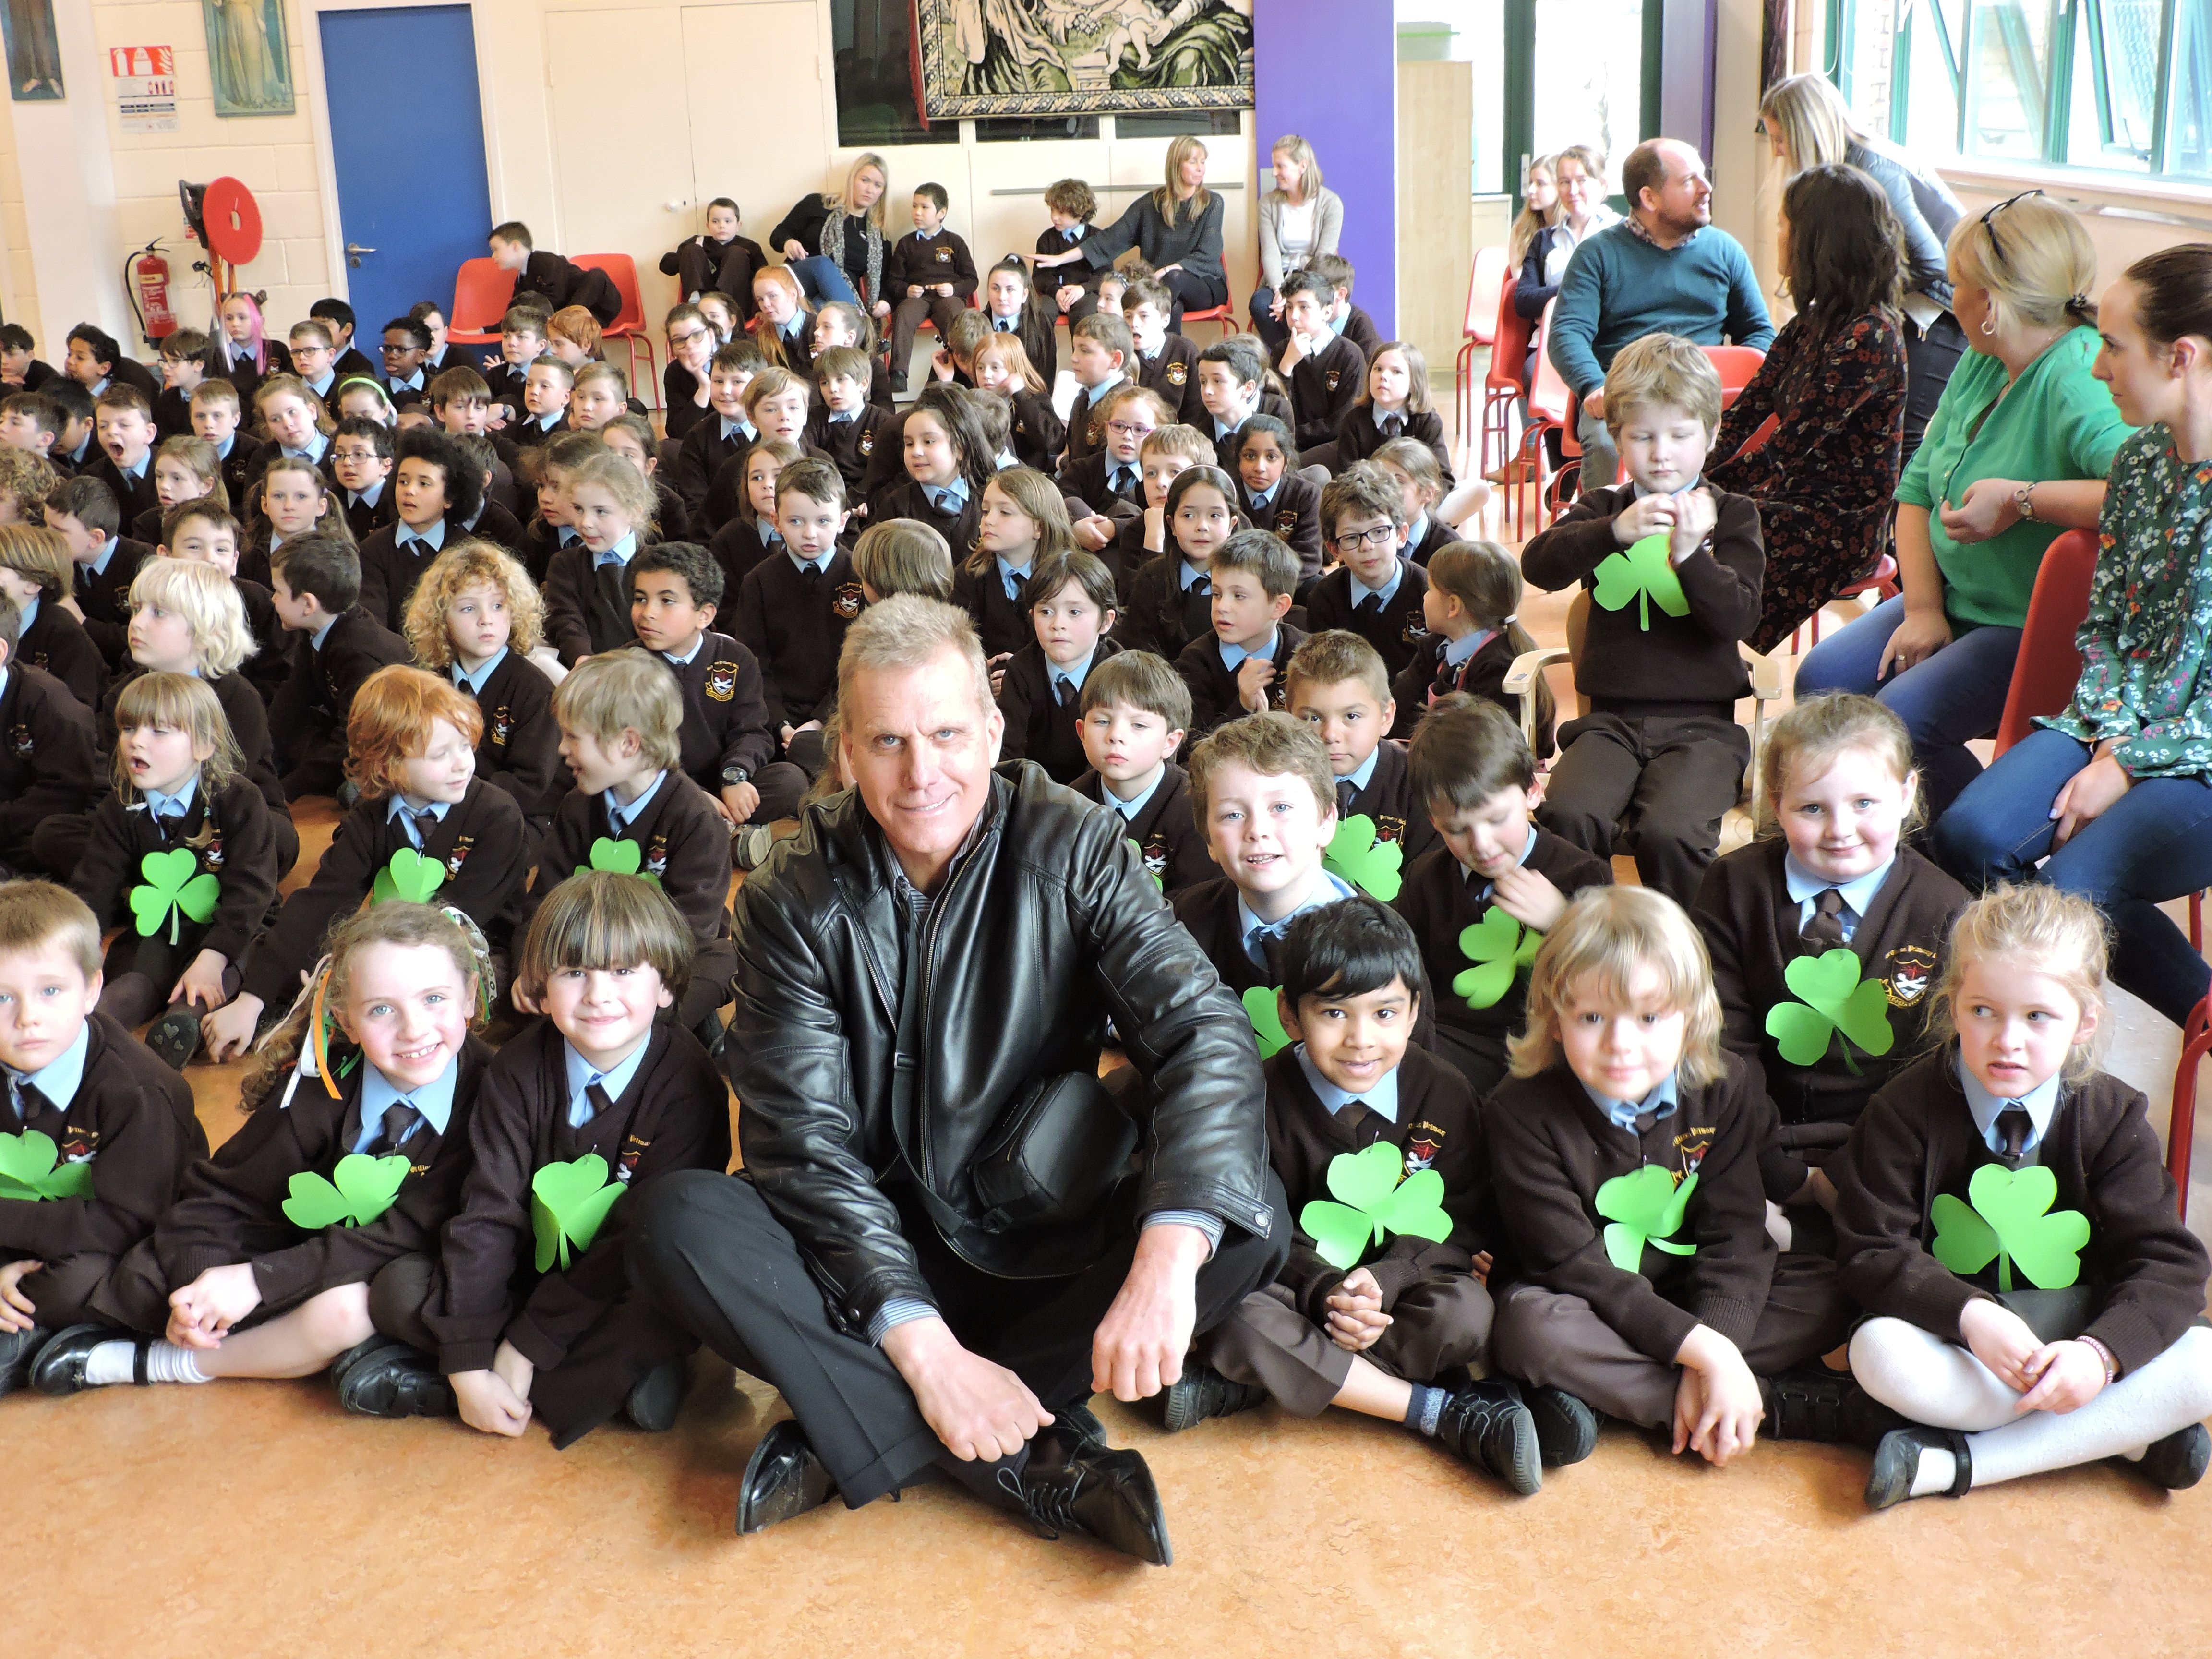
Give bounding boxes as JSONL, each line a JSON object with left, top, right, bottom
{"left": 725, "top": 761, "right": 1271, "bottom": 1334}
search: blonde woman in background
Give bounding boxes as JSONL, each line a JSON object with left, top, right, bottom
{"left": 1252, "top": 135, "right": 1344, "bottom": 354}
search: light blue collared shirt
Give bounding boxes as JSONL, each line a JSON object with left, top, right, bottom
{"left": 1349, "top": 559, "right": 1404, "bottom": 609}
{"left": 387, "top": 794, "right": 452, "bottom": 850}
{"left": 309, "top": 613, "right": 338, "bottom": 652}
{"left": 997, "top": 555, "right": 1033, "bottom": 602}
{"left": 347, "top": 479, "right": 386, "bottom": 510}
{"left": 563, "top": 1036, "right": 652, "bottom": 1130}
{"left": 927, "top": 475, "right": 970, "bottom": 516}
{"left": 1295, "top": 1042, "right": 1400, "bottom": 1124}
{"left": 304, "top": 371, "right": 336, "bottom": 399}
{"left": 1782, "top": 854, "right": 1894, "bottom": 946}
{"left": 353, "top": 1053, "right": 460, "bottom": 1154}
{"left": 1581, "top": 1070, "right": 1681, "bottom": 1133}
{"left": 141, "top": 772, "right": 200, "bottom": 823}
{"left": 1468, "top": 821, "right": 1538, "bottom": 902}
{"left": 282, "top": 430, "right": 330, "bottom": 465}
{"left": 1238, "top": 870, "right": 1358, "bottom": 969}
{"left": 90, "top": 538, "right": 118, "bottom": 577}
{"left": 786, "top": 546, "right": 834, "bottom": 578}
{"left": 1341, "top": 743, "right": 1381, "bottom": 796}
{"left": 1213, "top": 407, "right": 1254, "bottom": 442}
{"left": 1370, "top": 405, "right": 1409, "bottom": 433}
{"left": 1106, "top": 459, "right": 1141, "bottom": 496}
{"left": 395, "top": 518, "right": 447, "bottom": 554}
{"left": 10, "top": 1022, "right": 90, "bottom": 1121}
{"left": 719, "top": 415, "right": 756, "bottom": 444}
{"left": 1101, "top": 763, "right": 1165, "bottom": 823}
{"left": 663, "top": 636, "right": 704, "bottom": 668}
{"left": 388, "top": 369, "right": 425, "bottom": 393}
{"left": 1957, "top": 1054, "right": 2063, "bottom": 1160}
{"left": 1218, "top": 628, "right": 1282, "bottom": 673}
{"left": 1246, "top": 481, "right": 1279, "bottom": 514}
{"left": 1178, "top": 558, "right": 1210, "bottom": 592}
{"left": 606, "top": 770, "right": 666, "bottom": 835}
{"left": 592, "top": 530, "right": 638, "bottom": 570}
{"left": 1087, "top": 370, "right": 1125, "bottom": 401}
{"left": 117, "top": 451, "right": 151, "bottom": 481}
{"left": 16, "top": 594, "right": 37, "bottom": 635}
{"left": 214, "top": 433, "right": 236, "bottom": 459}
{"left": 1444, "top": 627, "right": 1495, "bottom": 669}
{"left": 1049, "top": 647, "right": 1098, "bottom": 703}
{"left": 451, "top": 647, "right": 508, "bottom": 697}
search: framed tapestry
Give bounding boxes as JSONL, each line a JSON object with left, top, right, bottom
{"left": 204, "top": 0, "right": 295, "bottom": 116}
{"left": 2, "top": 0, "right": 63, "bottom": 101}
{"left": 916, "top": 0, "right": 1253, "bottom": 119}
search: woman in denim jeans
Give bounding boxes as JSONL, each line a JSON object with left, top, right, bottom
{"left": 771, "top": 155, "right": 891, "bottom": 321}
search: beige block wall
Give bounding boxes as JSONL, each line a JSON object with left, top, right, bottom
{"left": 0, "top": 81, "right": 34, "bottom": 335}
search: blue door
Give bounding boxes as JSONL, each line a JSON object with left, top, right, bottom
{"left": 319, "top": 6, "right": 490, "bottom": 333}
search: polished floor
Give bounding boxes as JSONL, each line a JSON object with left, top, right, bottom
{"left": 15, "top": 493, "right": 2212, "bottom": 1657}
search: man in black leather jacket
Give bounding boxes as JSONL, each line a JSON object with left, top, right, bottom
{"left": 632, "top": 596, "right": 1286, "bottom": 1564}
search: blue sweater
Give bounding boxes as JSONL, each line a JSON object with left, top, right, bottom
{"left": 1548, "top": 222, "right": 1775, "bottom": 399}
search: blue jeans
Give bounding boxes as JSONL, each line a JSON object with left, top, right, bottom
{"left": 1791, "top": 595, "right": 2023, "bottom": 818}
{"left": 788, "top": 255, "right": 862, "bottom": 311}
{"left": 1934, "top": 726, "right": 2212, "bottom": 1027}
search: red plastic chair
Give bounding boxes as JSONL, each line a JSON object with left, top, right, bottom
{"left": 447, "top": 257, "right": 517, "bottom": 346}
{"left": 1512, "top": 300, "right": 1578, "bottom": 530}
{"left": 1991, "top": 529, "right": 2099, "bottom": 757}
{"left": 1702, "top": 344, "right": 1766, "bottom": 409}
{"left": 574, "top": 253, "right": 659, "bottom": 411}
{"left": 1469, "top": 265, "right": 1532, "bottom": 477}
{"left": 1178, "top": 302, "right": 1238, "bottom": 342}
{"left": 1793, "top": 552, "right": 1900, "bottom": 653}
{"left": 2171, "top": 996, "right": 2207, "bottom": 1221}
{"left": 1465, "top": 246, "right": 1508, "bottom": 346}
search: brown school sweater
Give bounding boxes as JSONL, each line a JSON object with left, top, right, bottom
{"left": 453, "top": 648, "right": 565, "bottom": 823}
{"left": 99, "top": 667, "right": 291, "bottom": 836}
{"left": 670, "top": 415, "right": 753, "bottom": 522}
{"left": 1334, "top": 739, "right": 1440, "bottom": 869}
{"left": 707, "top": 517, "right": 781, "bottom": 597}
{"left": 805, "top": 404, "right": 896, "bottom": 500}
{"left": 424, "top": 1018, "right": 730, "bottom": 1375}
{"left": 1004, "top": 387, "right": 1065, "bottom": 475}
{"left": 1484, "top": 1053, "right": 1779, "bottom": 1362}
{"left": 1074, "top": 761, "right": 1215, "bottom": 895}
{"left": 148, "top": 1037, "right": 493, "bottom": 1313}
{"left": 654, "top": 629, "right": 779, "bottom": 795}
{"left": 705, "top": 440, "right": 834, "bottom": 539}
{"left": 1391, "top": 828, "right": 1612, "bottom": 1054}
{"left": 1303, "top": 557, "right": 1432, "bottom": 679}
{"left": 0, "top": 1011, "right": 204, "bottom": 1262}
{"left": 72, "top": 536, "right": 156, "bottom": 669}
{"left": 1134, "top": 334, "right": 1206, "bottom": 425}
{"left": 885, "top": 228, "right": 979, "bottom": 303}
{"left": 1519, "top": 481, "right": 1764, "bottom": 717}
{"left": 1175, "top": 622, "right": 1306, "bottom": 739}
{"left": 541, "top": 542, "right": 641, "bottom": 665}
{"left": 1406, "top": 514, "right": 1462, "bottom": 569}
{"left": 1833, "top": 1051, "right": 2210, "bottom": 1376}
{"left": 866, "top": 476, "right": 981, "bottom": 563}
{"left": 357, "top": 522, "right": 480, "bottom": 634}
{"left": 1388, "top": 628, "right": 1541, "bottom": 752}
{"left": 19, "top": 598, "right": 108, "bottom": 713}
{"left": 1266, "top": 1042, "right": 1483, "bottom": 1323}
{"left": 1238, "top": 472, "right": 1325, "bottom": 583}
{"left": 1333, "top": 405, "right": 1455, "bottom": 481}
{"left": 1288, "top": 333, "right": 1367, "bottom": 451}
{"left": 1116, "top": 552, "right": 1216, "bottom": 662}
{"left": 729, "top": 548, "right": 863, "bottom": 730}
{"left": 1056, "top": 450, "right": 1146, "bottom": 518}
{"left": 1693, "top": 839, "right": 1968, "bottom": 1199}
{"left": 531, "top": 771, "right": 736, "bottom": 977}
{"left": 0, "top": 663, "right": 101, "bottom": 848}
{"left": 239, "top": 780, "right": 529, "bottom": 1009}
{"left": 268, "top": 604, "right": 410, "bottom": 781}
{"left": 997, "top": 637, "right": 1124, "bottom": 785}
{"left": 72, "top": 777, "right": 281, "bottom": 967}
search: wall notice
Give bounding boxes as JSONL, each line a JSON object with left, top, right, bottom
{"left": 109, "top": 45, "right": 180, "bottom": 133}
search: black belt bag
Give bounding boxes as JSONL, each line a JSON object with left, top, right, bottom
{"left": 969, "top": 1070, "right": 1138, "bottom": 1232}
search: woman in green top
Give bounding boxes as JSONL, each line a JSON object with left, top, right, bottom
{"left": 1794, "top": 194, "right": 2132, "bottom": 816}
{"left": 1936, "top": 245, "right": 2212, "bottom": 1028}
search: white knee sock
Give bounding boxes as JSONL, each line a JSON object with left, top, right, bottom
{"left": 1962, "top": 1325, "right": 2212, "bottom": 1491}
{"left": 1849, "top": 1318, "right": 2019, "bottom": 1431}
{"left": 84, "top": 1339, "right": 211, "bottom": 1387}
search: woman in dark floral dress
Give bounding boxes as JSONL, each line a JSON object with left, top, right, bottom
{"left": 1708, "top": 163, "right": 1907, "bottom": 654}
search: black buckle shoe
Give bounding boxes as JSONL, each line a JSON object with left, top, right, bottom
{"left": 1520, "top": 1383, "right": 1599, "bottom": 1467}
{"left": 737, "top": 1419, "right": 839, "bottom": 1535}
{"left": 336, "top": 1342, "right": 455, "bottom": 1418}
{"left": 32, "top": 1324, "right": 140, "bottom": 1395}
{"left": 1866, "top": 1426, "right": 1972, "bottom": 1510}
{"left": 997, "top": 1443, "right": 1172, "bottom": 1565}
{"left": 1434, "top": 1382, "right": 1542, "bottom": 1495}
{"left": 1761, "top": 1367, "right": 1903, "bottom": 1448}
{"left": 1161, "top": 1362, "right": 1266, "bottom": 1433}
{"left": 2134, "top": 1422, "right": 2212, "bottom": 1491}
{"left": 623, "top": 1359, "right": 688, "bottom": 1433}
{"left": 0, "top": 1323, "right": 52, "bottom": 1396}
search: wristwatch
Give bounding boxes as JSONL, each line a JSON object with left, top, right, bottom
{"left": 2014, "top": 481, "right": 2038, "bottom": 523}
{"left": 721, "top": 766, "right": 751, "bottom": 785}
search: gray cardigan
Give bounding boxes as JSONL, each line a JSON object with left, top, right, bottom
{"left": 1257, "top": 185, "right": 1345, "bottom": 291}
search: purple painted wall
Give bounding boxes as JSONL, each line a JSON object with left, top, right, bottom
{"left": 1252, "top": 0, "right": 1396, "bottom": 336}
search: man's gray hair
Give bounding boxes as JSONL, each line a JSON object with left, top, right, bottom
{"left": 837, "top": 594, "right": 995, "bottom": 721}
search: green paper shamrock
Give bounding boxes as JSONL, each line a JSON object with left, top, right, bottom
{"left": 581, "top": 837, "right": 661, "bottom": 888}
{"left": 1453, "top": 907, "right": 1542, "bottom": 1010}
{"left": 0, "top": 1130, "right": 95, "bottom": 1201}
{"left": 1127, "top": 836, "right": 1164, "bottom": 890}
{"left": 279, "top": 1153, "right": 411, "bottom": 1231}
{"left": 1594, "top": 1165, "right": 1699, "bottom": 1273}
{"left": 531, "top": 1154, "right": 626, "bottom": 1273}
{"left": 370, "top": 847, "right": 445, "bottom": 907}
{"left": 1931, "top": 1163, "right": 2091, "bottom": 1292}
{"left": 1298, "top": 1141, "right": 1454, "bottom": 1271}
{"left": 1765, "top": 948, "right": 1895, "bottom": 1073}
{"left": 128, "top": 847, "right": 219, "bottom": 945}
{"left": 1242, "top": 986, "right": 1291, "bottom": 1059}
{"left": 1591, "top": 532, "right": 1691, "bottom": 631}
{"left": 1322, "top": 813, "right": 1404, "bottom": 901}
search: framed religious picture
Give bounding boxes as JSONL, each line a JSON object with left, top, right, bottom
{"left": 2, "top": 0, "right": 63, "bottom": 101}
{"left": 916, "top": 0, "right": 1253, "bottom": 119}
{"left": 204, "top": 0, "right": 294, "bottom": 116}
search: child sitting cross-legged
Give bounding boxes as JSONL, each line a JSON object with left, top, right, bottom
{"left": 1175, "top": 527, "right": 1305, "bottom": 740}
{"left": 1285, "top": 629, "right": 1436, "bottom": 875}
{"left": 399, "top": 872, "right": 733, "bottom": 1446}
{"left": 31, "top": 901, "right": 492, "bottom": 1417}
{"left": 1835, "top": 884, "right": 2212, "bottom": 1510}
{"left": 994, "top": 549, "right": 1123, "bottom": 786}
{"left": 1071, "top": 649, "right": 1213, "bottom": 895}
{"left": 1484, "top": 887, "right": 1856, "bottom": 1467}
{"left": 1168, "top": 896, "right": 1589, "bottom": 1494}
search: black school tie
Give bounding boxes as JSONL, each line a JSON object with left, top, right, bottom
{"left": 1337, "top": 778, "right": 1358, "bottom": 819}
{"left": 569, "top": 1079, "right": 616, "bottom": 1131}
{"left": 1383, "top": 415, "right": 1404, "bottom": 440}
{"left": 364, "top": 1102, "right": 420, "bottom": 1157}
{"left": 1010, "top": 570, "right": 1029, "bottom": 606}
{"left": 1356, "top": 590, "right": 1384, "bottom": 619}
{"left": 411, "top": 807, "right": 440, "bottom": 850}
{"left": 1056, "top": 675, "right": 1079, "bottom": 712}
{"left": 1996, "top": 1106, "right": 2032, "bottom": 1165}
{"left": 1189, "top": 574, "right": 1211, "bottom": 598}
{"left": 800, "top": 561, "right": 822, "bottom": 590}
{"left": 1802, "top": 888, "right": 1848, "bottom": 953}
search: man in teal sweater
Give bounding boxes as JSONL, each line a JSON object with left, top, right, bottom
{"left": 1549, "top": 138, "right": 1774, "bottom": 488}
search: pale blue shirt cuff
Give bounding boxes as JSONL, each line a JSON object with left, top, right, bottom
{"left": 1144, "top": 1209, "right": 1223, "bottom": 1257}
{"left": 866, "top": 1297, "right": 940, "bottom": 1345}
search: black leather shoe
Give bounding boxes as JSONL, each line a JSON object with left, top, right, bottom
{"left": 1761, "top": 1368, "right": 1904, "bottom": 1448}
{"left": 144, "top": 1007, "right": 202, "bottom": 1071}
{"left": 336, "top": 1342, "right": 455, "bottom": 1418}
{"left": 737, "top": 1419, "right": 839, "bottom": 1535}
{"left": 1521, "top": 1383, "right": 1599, "bottom": 1467}
{"left": 1038, "top": 1397, "right": 1110, "bottom": 1455}
{"left": 1866, "top": 1426, "right": 1972, "bottom": 1510}
{"left": 2134, "top": 1422, "right": 2212, "bottom": 1491}
{"left": 1434, "top": 1382, "right": 1542, "bottom": 1495}
{"left": 998, "top": 1444, "right": 1172, "bottom": 1565}
{"left": 32, "top": 1324, "right": 140, "bottom": 1395}
{"left": 1161, "top": 1362, "right": 1266, "bottom": 1433}
{"left": 623, "top": 1359, "right": 688, "bottom": 1432}
{"left": 0, "top": 1324, "right": 51, "bottom": 1396}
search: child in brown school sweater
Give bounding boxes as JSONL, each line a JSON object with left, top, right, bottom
{"left": 1285, "top": 629, "right": 1438, "bottom": 877}
{"left": 1693, "top": 695, "right": 1968, "bottom": 1221}
{"left": 355, "top": 427, "right": 485, "bottom": 635}
{"left": 264, "top": 534, "right": 410, "bottom": 799}
{"left": 0, "top": 523, "right": 107, "bottom": 714}
{"left": 543, "top": 445, "right": 656, "bottom": 666}
{"left": 1171, "top": 897, "right": 1589, "bottom": 1493}
{"left": 1115, "top": 463, "right": 1239, "bottom": 664}
{"left": 1070, "top": 650, "right": 1214, "bottom": 896}
{"left": 951, "top": 465, "right": 1078, "bottom": 663}
{"left": 0, "top": 883, "right": 203, "bottom": 1393}
{"left": 0, "top": 593, "right": 101, "bottom": 880}
{"left": 1301, "top": 464, "right": 1432, "bottom": 683}
{"left": 31, "top": 902, "right": 490, "bottom": 1415}
{"left": 405, "top": 874, "right": 731, "bottom": 1446}
{"left": 1484, "top": 888, "right": 1855, "bottom": 1467}
{"left": 1835, "top": 886, "right": 2212, "bottom": 1509}
{"left": 708, "top": 437, "right": 802, "bottom": 598}
{"left": 994, "top": 550, "right": 1124, "bottom": 787}
{"left": 728, "top": 459, "right": 864, "bottom": 780}
{"left": 1521, "top": 335, "right": 1763, "bottom": 905}
{"left": 1174, "top": 528, "right": 1305, "bottom": 739}
{"left": 1388, "top": 539, "right": 1548, "bottom": 753}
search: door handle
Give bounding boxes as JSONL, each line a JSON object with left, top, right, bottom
{"left": 345, "top": 242, "right": 377, "bottom": 254}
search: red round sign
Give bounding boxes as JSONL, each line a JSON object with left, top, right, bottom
{"left": 201, "top": 176, "right": 263, "bottom": 266}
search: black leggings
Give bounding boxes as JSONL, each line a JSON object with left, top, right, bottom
{"left": 1159, "top": 268, "right": 1228, "bottom": 334}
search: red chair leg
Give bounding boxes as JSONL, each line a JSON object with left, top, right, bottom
{"left": 2173, "top": 996, "right": 2212, "bottom": 1220}
{"left": 2192, "top": 890, "right": 2203, "bottom": 950}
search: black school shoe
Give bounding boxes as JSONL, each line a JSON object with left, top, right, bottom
{"left": 1162, "top": 1361, "right": 1266, "bottom": 1432}
{"left": 144, "top": 1007, "right": 203, "bottom": 1071}
{"left": 998, "top": 1442, "right": 1173, "bottom": 1565}
{"left": 32, "top": 1325, "right": 143, "bottom": 1395}
{"left": 737, "top": 1419, "right": 840, "bottom": 1535}
{"left": 1519, "top": 1383, "right": 1600, "bottom": 1467}
{"left": 0, "top": 1324, "right": 52, "bottom": 1396}
{"left": 623, "top": 1359, "right": 688, "bottom": 1432}
{"left": 2133, "top": 1422, "right": 2212, "bottom": 1491}
{"left": 335, "top": 1341, "right": 455, "bottom": 1418}
{"left": 1866, "top": 1426, "right": 1973, "bottom": 1510}
{"left": 1762, "top": 1368, "right": 1909, "bottom": 1450}
{"left": 1435, "top": 1382, "right": 1543, "bottom": 1495}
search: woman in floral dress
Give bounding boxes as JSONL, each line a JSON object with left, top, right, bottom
{"left": 1935, "top": 244, "right": 2212, "bottom": 1028}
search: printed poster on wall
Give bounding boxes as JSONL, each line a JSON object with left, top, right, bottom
{"left": 916, "top": 0, "right": 1254, "bottom": 118}
{"left": 204, "top": 0, "right": 294, "bottom": 116}
{"left": 1, "top": 0, "right": 63, "bottom": 100}
{"left": 111, "top": 45, "right": 180, "bottom": 132}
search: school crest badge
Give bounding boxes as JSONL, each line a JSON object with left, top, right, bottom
{"left": 59, "top": 1127, "right": 99, "bottom": 1168}
{"left": 706, "top": 661, "right": 740, "bottom": 702}
{"left": 935, "top": 246, "right": 953, "bottom": 264}
{"left": 1274, "top": 509, "right": 1298, "bottom": 536}
{"left": 1404, "top": 1123, "right": 1446, "bottom": 1175}
{"left": 858, "top": 428, "right": 876, "bottom": 457}
{"left": 1401, "top": 616, "right": 1430, "bottom": 646}
{"left": 1672, "top": 1125, "right": 1717, "bottom": 1176}
{"left": 1166, "top": 360, "right": 1188, "bottom": 387}
{"left": 832, "top": 582, "right": 866, "bottom": 620}
{"left": 1884, "top": 944, "right": 1938, "bottom": 1007}
{"left": 1370, "top": 814, "right": 1408, "bottom": 846}
{"left": 445, "top": 835, "right": 475, "bottom": 882}
{"left": 1324, "top": 369, "right": 1342, "bottom": 393}
{"left": 195, "top": 828, "right": 227, "bottom": 871}
{"left": 1141, "top": 835, "right": 1170, "bottom": 879}
{"left": 646, "top": 835, "right": 672, "bottom": 879}
{"left": 10, "top": 722, "right": 31, "bottom": 760}
{"left": 490, "top": 706, "right": 514, "bottom": 749}
{"left": 618, "top": 1133, "right": 650, "bottom": 1181}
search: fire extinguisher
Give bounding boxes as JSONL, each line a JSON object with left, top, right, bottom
{"left": 125, "top": 241, "right": 177, "bottom": 346}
